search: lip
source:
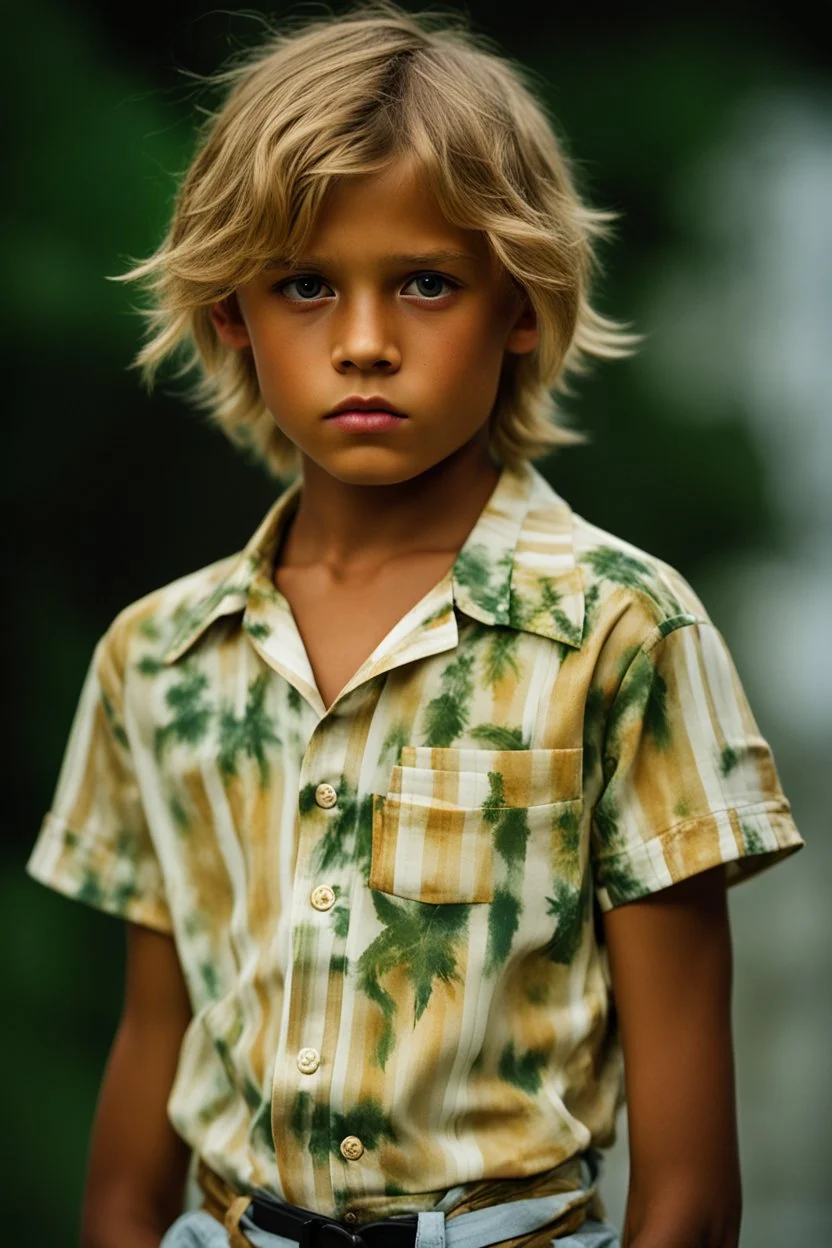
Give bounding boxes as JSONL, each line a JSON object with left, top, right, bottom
{"left": 327, "top": 412, "right": 407, "bottom": 432}
{"left": 325, "top": 395, "right": 408, "bottom": 418}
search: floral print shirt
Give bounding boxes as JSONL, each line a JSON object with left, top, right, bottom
{"left": 27, "top": 458, "right": 804, "bottom": 1223}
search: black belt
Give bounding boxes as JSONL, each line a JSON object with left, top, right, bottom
{"left": 248, "top": 1192, "right": 419, "bottom": 1247}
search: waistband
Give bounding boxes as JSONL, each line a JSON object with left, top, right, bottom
{"left": 195, "top": 1150, "right": 606, "bottom": 1248}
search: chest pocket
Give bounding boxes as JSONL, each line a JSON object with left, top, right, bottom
{"left": 369, "top": 746, "right": 582, "bottom": 904}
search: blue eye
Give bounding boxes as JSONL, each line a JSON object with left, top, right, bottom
{"left": 278, "top": 276, "right": 332, "bottom": 301}
{"left": 403, "top": 273, "right": 456, "bottom": 299}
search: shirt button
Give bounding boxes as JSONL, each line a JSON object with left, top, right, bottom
{"left": 315, "top": 782, "right": 338, "bottom": 809}
{"left": 343, "top": 1212, "right": 358, "bottom": 1225}
{"left": 310, "top": 885, "right": 336, "bottom": 911}
{"left": 297, "top": 1047, "right": 321, "bottom": 1075}
{"left": 340, "top": 1135, "right": 364, "bottom": 1161}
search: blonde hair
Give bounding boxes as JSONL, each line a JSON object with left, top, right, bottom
{"left": 113, "top": 1, "right": 640, "bottom": 481}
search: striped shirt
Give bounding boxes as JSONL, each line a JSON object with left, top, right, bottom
{"left": 27, "top": 457, "right": 804, "bottom": 1227}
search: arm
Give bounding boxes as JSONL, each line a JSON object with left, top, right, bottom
{"left": 602, "top": 864, "right": 742, "bottom": 1248}
{"left": 80, "top": 922, "right": 194, "bottom": 1248}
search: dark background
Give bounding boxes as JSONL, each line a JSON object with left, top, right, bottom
{"left": 4, "top": 2, "right": 830, "bottom": 1243}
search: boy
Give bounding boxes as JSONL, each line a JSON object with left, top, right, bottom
{"left": 27, "top": 4, "right": 805, "bottom": 1247}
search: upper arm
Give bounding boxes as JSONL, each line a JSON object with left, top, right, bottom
{"left": 81, "top": 922, "right": 194, "bottom": 1247}
{"left": 602, "top": 864, "right": 743, "bottom": 1243}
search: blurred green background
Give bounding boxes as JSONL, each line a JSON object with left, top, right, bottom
{"left": 4, "top": 2, "right": 830, "bottom": 1244}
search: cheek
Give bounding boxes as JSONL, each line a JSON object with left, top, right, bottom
{"left": 430, "top": 310, "right": 509, "bottom": 380}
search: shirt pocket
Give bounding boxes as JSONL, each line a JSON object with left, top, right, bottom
{"left": 369, "top": 746, "right": 582, "bottom": 905}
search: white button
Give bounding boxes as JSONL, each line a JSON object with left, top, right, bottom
{"left": 310, "top": 885, "right": 336, "bottom": 911}
{"left": 340, "top": 1135, "right": 364, "bottom": 1161}
{"left": 297, "top": 1047, "right": 321, "bottom": 1075}
{"left": 315, "top": 782, "right": 338, "bottom": 809}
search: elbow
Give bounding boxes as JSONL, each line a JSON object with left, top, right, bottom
{"left": 624, "top": 1191, "right": 742, "bottom": 1248}
{"left": 628, "top": 1211, "right": 742, "bottom": 1248}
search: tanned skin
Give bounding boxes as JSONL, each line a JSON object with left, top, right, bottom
{"left": 603, "top": 864, "right": 743, "bottom": 1247}
{"left": 80, "top": 923, "right": 193, "bottom": 1248}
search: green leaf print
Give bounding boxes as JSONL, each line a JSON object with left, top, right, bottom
{"left": 741, "top": 821, "right": 766, "bottom": 854}
{"left": 291, "top": 1093, "right": 397, "bottom": 1162}
{"left": 536, "top": 578, "right": 583, "bottom": 648}
{"left": 581, "top": 684, "right": 607, "bottom": 787}
{"left": 606, "top": 648, "right": 671, "bottom": 751}
{"left": 544, "top": 876, "right": 589, "bottom": 965}
{"left": 469, "top": 723, "right": 528, "bottom": 750}
{"left": 331, "top": 1098, "right": 398, "bottom": 1153}
{"left": 484, "top": 887, "right": 521, "bottom": 975}
{"left": 250, "top": 1100, "right": 274, "bottom": 1150}
{"left": 136, "top": 654, "right": 166, "bottom": 677}
{"left": 482, "top": 775, "right": 532, "bottom": 973}
{"left": 217, "top": 672, "right": 281, "bottom": 788}
{"left": 357, "top": 893, "right": 470, "bottom": 1068}
{"left": 100, "top": 690, "right": 129, "bottom": 749}
{"left": 482, "top": 629, "right": 521, "bottom": 686}
{"left": 493, "top": 805, "right": 531, "bottom": 870}
{"left": 310, "top": 784, "right": 373, "bottom": 874}
{"left": 600, "top": 858, "right": 645, "bottom": 906}
{"left": 583, "top": 545, "right": 682, "bottom": 615}
{"left": 421, "top": 651, "right": 476, "bottom": 747}
{"left": 582, "top": 582, "right": 602, "bottom": 642}
{"left": 154, "top": 664, "right": 213, "bottom": 759}
{"left": 497, "top": 1041, "right": 548, "bottom": 1093}
{"left": 720, "top": 745, "right": 739, "bottom": 777}
{"left": 553, "top": 805, "right": 580, "bottom": 857}
{"left": 242, "top": 619, "right": 272, "bottom": 642}
{"left": 454, "top": 543, "right": 510, "bottom": 616}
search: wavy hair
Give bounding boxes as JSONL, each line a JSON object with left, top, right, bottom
{"left": 113, "top": 1, "right": 640, "bottom": 480}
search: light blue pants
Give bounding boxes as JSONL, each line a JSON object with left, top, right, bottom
{"left": 160, "top": 1150, "right": 621, "bottom": 1247}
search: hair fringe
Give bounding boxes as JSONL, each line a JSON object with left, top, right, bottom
{"left": 109, "top": 0, "right": 641, "bottom": 480}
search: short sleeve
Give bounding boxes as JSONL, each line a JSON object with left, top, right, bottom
{"left": 26, "top": 625, "right": 172, "bottom": 932}
{"left": 591, "top": 618, "right": 805, "bottom": 913}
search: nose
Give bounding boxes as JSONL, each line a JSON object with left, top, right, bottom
{"left": 331, "top": 295, "right": 401, "bottom": 374}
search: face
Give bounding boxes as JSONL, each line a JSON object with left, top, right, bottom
{"left": 210, "top": 154, "right": 538, "bottom": 485}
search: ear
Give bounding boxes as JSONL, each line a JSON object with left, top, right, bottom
{"left": 504, "top": 295, "right": 538, "bottom": 356}
{"left": 210, "top": 294, "right": 251, "bottom": 349}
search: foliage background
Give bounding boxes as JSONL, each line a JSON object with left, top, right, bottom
{"left": 4, "top": 1, "right": 830, "bottom": 1243}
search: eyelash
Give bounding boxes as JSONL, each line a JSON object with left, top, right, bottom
{"left": 273, "top": 271, "right": 460, "bottom": 303}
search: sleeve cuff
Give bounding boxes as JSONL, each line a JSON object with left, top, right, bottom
{"left": 594, "top": 802, "right": 805, "bottom": 913}
{"left": 26, "top": 811, "right": 173, "bottom": 934}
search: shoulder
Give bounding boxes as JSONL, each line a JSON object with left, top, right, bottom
{"left": 569, "top": 509, "right": 712, "bottom": 653}
{"left": 96, "top": 551, "right": 243, "bottom": 686}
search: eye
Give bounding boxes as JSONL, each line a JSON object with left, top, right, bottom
{"left": 401, "top": 272, "right": 458, "bottom": 299}
{"left": 276, "top": 275, "right": 334, "bottom": 301}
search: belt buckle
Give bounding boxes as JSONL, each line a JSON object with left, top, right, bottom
{"left": 299, "top": 1215, "right": 367, "bottom": 1248}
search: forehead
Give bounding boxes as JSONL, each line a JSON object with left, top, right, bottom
{"left": 303, "top": 155, "right": 492, "bottom": 265}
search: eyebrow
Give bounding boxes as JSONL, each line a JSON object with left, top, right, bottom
{"left": 263, "top": 249, "right": 479, "bottom": 271}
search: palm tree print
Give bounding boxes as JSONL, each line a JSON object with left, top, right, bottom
{"left": 544, "top": 873, "right": 591, "bottom": 965}
{"left": 583, "top": 546, "right": 683, "bottom": 616}
{"left": 217, "top": 672, "right": 281, "bottom": 788}
{"left": 291, "top": 1090, "right": 398, "bottom": 1161}
{"left": 454, "top": 544, "right": 513, "bottom": 616}
{"left": 482, "top": 772, "right": 531, "bottom": 975}
{"left": 421, "top": 650, "right": 476, "bottom": 746}
{"left": 481, "top": 628, "right": 521, "bottom": 687}
{"left": 536, "top": 578, "right": 583, "bottom": 648}
{"left": 100, "top": 690, "right": 129, "bottom": 750}
{"left": 469, "top": 723, "right": 528, "bottom": 750}
{"left": 498, "top": 1041, "right": 549, "bottom": 1093}
{"left": 357, "top": 892, "right": 470, "bottom": 1069}
{"left": 154, "top": 663, "right": 214, "bottom": 759}
{"left": 308, "top": 783, "right": 374, "bottom": 875}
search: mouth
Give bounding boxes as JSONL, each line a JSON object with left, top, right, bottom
{"left": 325, "top": 395, "right": 408, "bottom": 419}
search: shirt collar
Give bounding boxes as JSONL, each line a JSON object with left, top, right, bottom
{"left": 160, "top": 459, "right": 584, "bottom": 666}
